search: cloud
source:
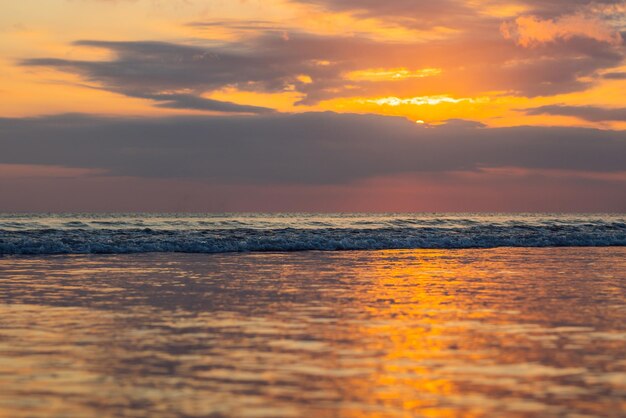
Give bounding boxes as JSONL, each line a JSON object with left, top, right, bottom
{"left": 501, "top": 14, "right": 623, "bottom": 47}
{"left": 21, "top": 37, "right": 355, "bottom": 109}
{"left": 603, "top": 71, "right": 626, "bottom": 79}
{"left": 297, "top": 0, "right": 626, "bottom": 28}
{"left": 524, "top": 104, "right": 626, "bottom": 122}
{"left": 21, "top": 41, "right": 280, "bottom": 114}
{"left": 15, "top": 1, "right": 626, "bottom": 108}
{"left": 1, "top": 112, "right": 625, "bottom": 185}
{"left": 20, "top": 27, "right": 626, "bottom": 106}
{"left": 143, "top": 93, "right": 274, "bottom": 113}
{"left": 296, "top": 0, "right": 478, "bottom": 30}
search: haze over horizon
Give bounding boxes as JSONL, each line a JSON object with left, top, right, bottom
{"left": 2, "top": 0, "right": 626, "bottom": 211}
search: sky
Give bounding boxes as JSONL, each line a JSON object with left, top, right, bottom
{"left": 1, "top": 0, "right": 626, "bottom": 212}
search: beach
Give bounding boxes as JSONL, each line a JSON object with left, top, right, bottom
{"left": 1, "top": 248, "right": 625, "bottom": 417}
{"left": 4, "top": 0, "right": 626, "bottom": 416}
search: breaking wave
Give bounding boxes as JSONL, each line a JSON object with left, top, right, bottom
{"left": 1, "top": 213, "right": 625, "bottom": 255}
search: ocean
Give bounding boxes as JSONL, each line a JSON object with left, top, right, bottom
{"left": 1, "top": 213, "right": 626, "bottom": 254}
{"left": 1, "top": 214, "right": 625, "bottom": 417}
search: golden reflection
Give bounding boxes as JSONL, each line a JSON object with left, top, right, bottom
{"left": 0, "top": 249, "right": 625, "bottom": 417}
{"left": 332, "top": 251, "right": 494, "bottom": 417}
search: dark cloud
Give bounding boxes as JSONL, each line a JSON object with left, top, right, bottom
{"left": 144, "top": 93, "right": 274, "bottom": 113}
{"left": 1, "top": 112, "right": 625, "bottom": 185}
{"left": 21, "top": 41, "right": 280, "bottom": 114}
{"left": 525, "top": 104, "right": 626, "bottom": 122}
{"left": 603, "top": 71, "right": 626, "bottom": 79}
{"left": 21, "top": 37, "right": 355, "bottom": 109}
{"left": 436, "top": 119, "right": 487, "bottom": 129}
{"left": 188, "top": 20, "right": 285, "bottom": 32}
{"left": 297, "top": 0, "right": 626, "bottom": 24}
{"left": 296, "top": 0, "right": 479, "bottom": 30}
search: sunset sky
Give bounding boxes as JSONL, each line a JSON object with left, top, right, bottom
{"left": 1, "top": 0, "right": 626, "bottom": 211}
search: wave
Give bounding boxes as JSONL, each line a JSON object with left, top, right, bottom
{"left": 2, "top": 223, "right": 626, "bottom": 255}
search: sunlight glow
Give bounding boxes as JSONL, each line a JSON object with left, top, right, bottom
{"left": 1, "top": 0, "right": 624, "bottom": 129}
{"left": 346, "top": 68, "right": 442, "bottom": 82}
{"left": 365, "top": 95, "right": 488, "bottom": 107}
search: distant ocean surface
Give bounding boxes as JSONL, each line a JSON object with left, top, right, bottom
{"left": 1, "top": 213, "right": 625, "bottom": 255}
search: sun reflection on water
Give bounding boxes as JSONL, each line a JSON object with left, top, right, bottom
{"left": 0, "top": 248, "right": 625, "bottom": 417}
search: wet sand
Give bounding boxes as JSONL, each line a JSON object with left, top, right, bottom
{"left": 0, "top": 248, "right": 625, "bottom": 417}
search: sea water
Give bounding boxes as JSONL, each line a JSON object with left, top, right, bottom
{"left": 1, "top": 214, "right": 625, "bottom": 417}
{"left": 1, "top": 213, "right": 625, "bottom": 254}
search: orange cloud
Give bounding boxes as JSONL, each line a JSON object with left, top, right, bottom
{"left": 501, "top": 14, "right": 623, "bottom": 47}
